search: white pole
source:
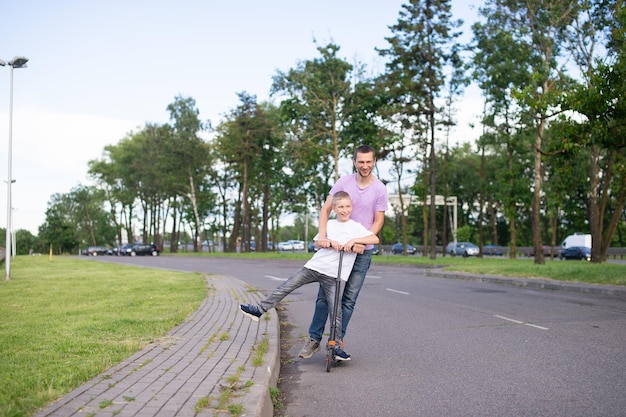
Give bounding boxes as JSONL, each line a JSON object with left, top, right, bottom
{"left": 5, "top": 66, "right": 15, "bottom": 280}
{"left": 4, "top": 57, "right": 28, "bottom": 280}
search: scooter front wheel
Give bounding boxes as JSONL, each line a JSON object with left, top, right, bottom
{"left": 325, "top": 346, "right": 334, "bottom": 372}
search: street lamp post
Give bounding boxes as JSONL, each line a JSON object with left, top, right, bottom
{"left": 3, "top": 56, "right": 28, "bottom": 281}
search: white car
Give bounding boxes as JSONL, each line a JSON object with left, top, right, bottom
{"left": 287, "top": 240, "right": 305, "bottom": 250}
{"left": 277, "top": 241, "right": 294, "bottom": 251}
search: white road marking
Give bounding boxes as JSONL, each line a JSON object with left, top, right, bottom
{"left": 367, "top": 275, "right": 382, "bottom": 279}
{"left": 386, "top": 288, "right": 410, "bottom": 295}
{"left": 494, "top": 315, "right": 549, "bottom": 330}
{"left": 265, "top": 275, "right": 287, "bottom": 281}
{"left": 524, "top": 323, "right": 550, "bottom": 330}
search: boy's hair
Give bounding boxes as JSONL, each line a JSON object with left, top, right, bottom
{"left": 353, "top": 145, "right": 376, "bottom": 160}
{"left": 332, "top": 191, "right": 351, "bottom": 205}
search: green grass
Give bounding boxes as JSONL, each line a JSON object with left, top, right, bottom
{"left": 0, "top": 256, "right": 206, "bottom": 417}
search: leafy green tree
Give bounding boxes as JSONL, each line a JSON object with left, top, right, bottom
{"left": 482, "top": 0, "right": 578, "bottom": 264}
{"left": 471, "top": 7, "right": 536, "bottom": 257}
{"left": 377, "top": 0, "right": 465, "bottom": 259}
{"left": 553, "top": 0, "right": 626, "bottom": 261}
{"left": 89, "top": 130, "right": 143, "bottom": 245}
{"left": 166, "top": 95, "right": 213, "bottom": 252}
{"left": 40, "top": 193, "right": 80, "bottom": 254}
{"left": 70, "top": 185, "right": 117, "bottom": 247}
{"left": 214, "top": 93, "right": 284, "bottom": 252}
{"left": 271, "top": 42, "right": 357, "bottom": 211}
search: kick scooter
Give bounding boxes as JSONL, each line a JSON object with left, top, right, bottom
{"left": 326, "top": 249, "right": 344, "bottom": 372}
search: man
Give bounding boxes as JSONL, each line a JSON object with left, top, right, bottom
{"left": 299, "top": 145, "right": 388, "bottom": 360}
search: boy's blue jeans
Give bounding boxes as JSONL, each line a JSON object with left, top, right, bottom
{"left": 308, "top": 250, "right": 372, "bottom": 342}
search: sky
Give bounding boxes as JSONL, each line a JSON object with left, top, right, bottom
{"left": 0, "top": 0, "right": 482, "bottom": 234}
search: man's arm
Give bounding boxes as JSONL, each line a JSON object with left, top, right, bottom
{"left": 370, "top": 210, "right": 385, "bottom": 235}
{"left": 351, "top": 210, "right": 385, "bottom": 253}
{"left": 344, "top": 232, "right": 379, "bottom": 253}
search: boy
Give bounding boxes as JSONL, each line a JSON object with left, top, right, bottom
{"left": 239, "top": 191, "right": 379, "bottom": 361}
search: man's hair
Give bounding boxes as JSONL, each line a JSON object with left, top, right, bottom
{"left": 353, "top": 145, "right": 376, "bottom": 160}
{"left": 332, "top": 191, "right": 351, "bottom": 205}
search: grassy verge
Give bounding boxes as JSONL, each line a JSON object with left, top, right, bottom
{"left": 170, "top": 250, "right": 626, "bottom": 286}
{"left": 0, "top": 255, "right": 206, "bottom": 417}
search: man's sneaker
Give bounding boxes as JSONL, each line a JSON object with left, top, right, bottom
{"left": 298, "top": 339, "right": 321, "bottom": 358}
{"left": 334, "top": 347, "right": 351, "bottom": 361}
{"left": 240, "top": 304, "right": 262, "bottom": 321}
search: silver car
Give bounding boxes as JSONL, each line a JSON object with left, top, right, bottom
{"left": 446, "top": 242, "right": 480, "bottom": 257}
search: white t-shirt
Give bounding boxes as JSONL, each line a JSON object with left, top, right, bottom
{"left": 305, "top": 219, "right": 373, "bottom": 281}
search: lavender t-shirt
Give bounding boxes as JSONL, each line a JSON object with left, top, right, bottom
{"left": 329, "top": 173, "right": 388, "bottom": 247}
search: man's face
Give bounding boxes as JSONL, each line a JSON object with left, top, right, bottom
{"left": 333, "top": 197, "right": 353, "bottom": 221}
{"left": 354, "top": 151, "right": 375, "bottom": 178}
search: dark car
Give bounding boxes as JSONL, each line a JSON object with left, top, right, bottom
{"left": 83, "top": 245, "right": 108, "bottom": 256}
{"left": 115, "top": 243, "right": 133, "bottom": 256}
{"left": 128, "top": 243, "right": 160, "bottom": 256}
{"left": 483, "top": 244, "right": 505, "bottom": 256}
{"left": 391, "top": 243, "right": 416, "bottom": 255}
{"left": 560, "top": 246, "right": 591, "bottom": 261}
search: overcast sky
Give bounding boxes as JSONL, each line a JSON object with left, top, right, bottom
{"left": 0, "top": 0, "right": 482, "bottom": 234}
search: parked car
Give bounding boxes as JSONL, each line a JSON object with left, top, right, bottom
{"left": 446, "top": 242, "right": 480, "bottom": 257}
{"left": 115, "top": 243, "right": 133, "bottom": 256}
{"left": 530, "top": 245, "right": 560, "bottom": 257}
{"left": 483, "top": 244, "right": 504, "bottom": 256}
{"left": 560, "top": 246, "right": 591, "bottom": 261}
{"left": 128, "top": 243, "right": 160, "bottom": 256}
{"left": 83, "top": 245, "right": 108, "bottom": 256}
{"left": 372, "top": 244, "right": 380, "bottom": 255}
{"left": 391, "top": 243, "right": 416, "bottom": 255}
{"left": 287, "top": 240, "right": 305, "bottom": 250}
{"left": 277, "top": 241, "right": 294, "bottom": 251}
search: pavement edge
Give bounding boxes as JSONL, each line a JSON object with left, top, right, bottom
{"left": 424, "top": 269, "right": 626, "bottom": 299}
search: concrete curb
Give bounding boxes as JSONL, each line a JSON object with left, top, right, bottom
{"left": 423, "top": 269, "right": 626, "bottom": 299}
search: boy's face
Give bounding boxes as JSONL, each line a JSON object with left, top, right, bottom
{"left": 333, "top": 197, "right": 353, "bottom": 222}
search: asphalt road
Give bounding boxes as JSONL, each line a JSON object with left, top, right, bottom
{"left": 93, "top": 255, "right": 626, "bottom": 417}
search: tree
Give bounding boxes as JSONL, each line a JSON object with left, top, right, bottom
{"left": 39, "top": 186, "right": 115, "bottom": 255}
{"left": 477, "top": 0, "right": 579, "bottom": 264}
{"left": 554, "top": 0, "right": 626, "bottom": 262}
{"left": 166, "top": 95, "right": 212, "bottom": 252}
{"left": 471, "top": 8, "right": 535, "bottom": 257}
{"left": 214, "top": 93, "right": 284, "bottom": 252}
{"left": 271, "top": 42, "right": 357, "bottom": 212}
{"left": 377, "top": 0, "right": 465, "bottom": 259}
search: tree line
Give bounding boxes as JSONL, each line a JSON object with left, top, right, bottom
{"left": 23, "top": 0, "right": 625, "bottom": 263}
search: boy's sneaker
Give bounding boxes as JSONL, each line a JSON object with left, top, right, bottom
{"left": 334, "top": 347, "right": 351, "bottom": 361}
{"left": 298, "top": 339, "right": 321, "bottom": 358}
{"left": 240, "top": 304, "right": 262, "bottom": 321}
